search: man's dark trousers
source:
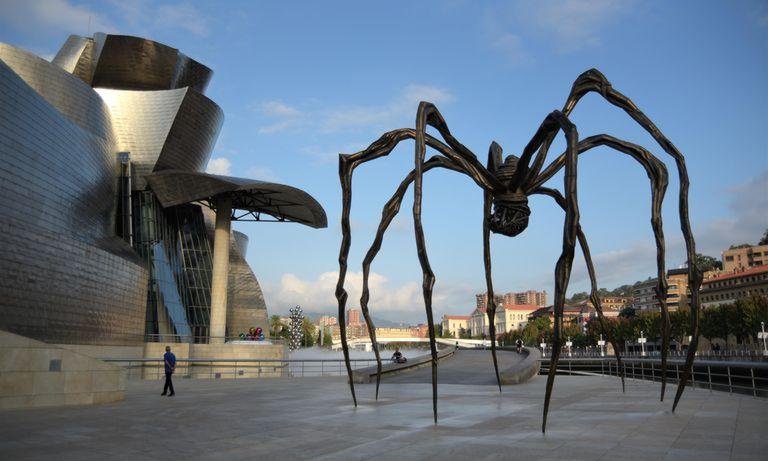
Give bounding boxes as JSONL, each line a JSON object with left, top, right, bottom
{"left": 163, "top": 372, "right": 175, "bottom": 395}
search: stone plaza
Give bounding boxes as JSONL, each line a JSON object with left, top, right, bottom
{"left": 0, "top": 370, "right": 765, "bottom": 460}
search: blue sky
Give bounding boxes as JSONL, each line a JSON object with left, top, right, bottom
{"left": 2, "top": 0, "right": 766, "bottom": 324}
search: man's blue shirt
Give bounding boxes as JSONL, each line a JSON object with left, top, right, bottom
{"left": 164, "top": 351, "right": 176, "bottom": 373}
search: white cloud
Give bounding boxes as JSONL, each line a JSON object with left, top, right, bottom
{"left": 263, "top": 270, "right": 475, "bottom": 323}
{"left": 320, "top": 84, "right": 455, "bottom": 133}
{"left": 157, "top": 3, "right": 208, "bottom": 36}
{"left": 569, "top": 241, "right": 659, "bottom": 290}
{"left": 527, "top": 0, "right": 632, "bottom": 52}
{"left": 695, "top": 170, "right": 768, "bottom": 255}
{"left": 246, "top": 166, "right": 280, "bottom": 182}
{"left": 491, "top": 33, "right": 528, "bottom": 63}
{"left": 206, "top": 157, "right": 231, "bottom": 175}
{"left": 256, "top": 101, "right": 303, "bottom": 134}
{"left": 255, "top": 84, "right": 455, "bottom": 137}
{"left": 0, "top": 0, "right": 114, "bottom": 34}
{"left": 485, "top": 0, "right": 635, "bottom": 59}
{"left": 109, "top": 0, "right": 208, "bottom": 36}
{"left": 559, "top": 170, "right": 768, "bottom": 294}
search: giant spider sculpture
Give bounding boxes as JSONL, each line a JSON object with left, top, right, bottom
{"left": 334, "top": 69, "right": 703, "bottom": 433}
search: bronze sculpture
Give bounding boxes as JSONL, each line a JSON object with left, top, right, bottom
{"left": 334, "top": 69, "right": 702, "bottom": 433}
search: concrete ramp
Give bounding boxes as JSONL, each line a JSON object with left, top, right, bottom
{"left": 354, "top": 348, "right": 539, "bottom": 385}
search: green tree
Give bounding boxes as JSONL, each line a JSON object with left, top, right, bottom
{"left": 619, "top": 306, "right": 636, "bottom": 318}
{"left": 669, "top": 308, "right": 691, "bottom": 344}
{"left": 723, "top": 301, "right": 749, "bottom": 344}
{"left": 269, "top": 315, "right": 284, "bottom": 338}
{"left": 565, "top": 292, "right": 589, "bottom": 304}
{"left": 695, "top": 253, "right": 723, "bottom": 271}
{"left": 742, "top": 294, "right": 768, "bottom": 335}
{"left": 633, "top": 311, "right": 660, "bottom": 341}
{"left": 760, "top": 228, "right": 768, "bottom": 245}
{"left": 322, "top": 329, "right": 333, "bottom": 348}
{"left": 458, "top": 327, "right": 471, "bottom": 339}
{"left": 301, "top": 317, "right": 316, "bottom": 347}
{"left": 521, "top": 322, "right": 540, "bottom": 345}
{"left": 700, "top": 306, "right": 727, "bottom": 342}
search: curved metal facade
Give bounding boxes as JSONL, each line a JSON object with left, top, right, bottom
{"left": 0, "top": 46, "right": 147, "bottom": 344}
{"left": 56, "top": 33, "right": 212, "bottom": 92}
{"left": 1, "top": 33, "right": 323, "bottom": 345}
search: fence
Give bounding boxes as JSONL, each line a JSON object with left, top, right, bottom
{"left": 104, "top": 358, "right": 378, "bottom": 380}
{"left": 143, "top": 334, "right": 286, "bottom": 345}
{"left": 540, "top": 357, "right": 768, "bottom": 398}
{"left": 539, "top": 348, "right": 768, "bottom": 362}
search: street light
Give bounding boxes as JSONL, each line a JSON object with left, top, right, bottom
{"left": 638, "top": 330, "right": 647, "bottom": 357}
{"left": 759, "top": 321, "right": 768, "bottom": 357}
{"left": 566, "top": 336, "right": 573, "bottom": 357}
{"left": 540, "top": 341, "right": 547, "bottom": 358}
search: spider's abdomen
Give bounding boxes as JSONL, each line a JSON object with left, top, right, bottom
{"left": 489, "top": 193, "right": 530, "bottom": 237}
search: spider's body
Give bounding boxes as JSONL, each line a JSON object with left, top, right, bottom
{"left": 334, "top": 69, "right": 702, "bottom": 433}
{"left": 487, "top": 155, "right": 532, "bottom": 237}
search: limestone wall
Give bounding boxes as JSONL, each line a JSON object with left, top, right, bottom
{"left": 0, "top": 331, "right": 125, "bottom": 410}
{"left": 187, "top": 343, "right": 286, "bottom": 379}
{"left": 139, "top": 342, "right": 286, "bottom": 379}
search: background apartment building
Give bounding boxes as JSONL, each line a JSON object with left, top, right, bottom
{"left": 476, "top": 290, "right": 547, "bottom": 310}
{"left": 700, "top": 265, "right": 768, "bottom": 307}
{"left": 495, "top": 304, "right": 538, "bottom": 333}
{"left": 722, "top": 244, "right": 768, "bottom": 272}
{"left": 441, "top": 315, "right": 469, "bottom": 338}
{"left": 632, "top": 268, "right": 690, "bottom": 312}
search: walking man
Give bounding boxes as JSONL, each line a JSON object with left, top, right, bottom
{"left": 161, "top": 345, "right": 176, "bottom": 396}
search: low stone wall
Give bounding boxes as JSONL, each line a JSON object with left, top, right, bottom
{"left": 0, "top": 331, "right": 125, "bottom": 410}
{"left": 352, "top": 347, "right": 455, "bottom": 384}
{"left": 500, "top": 347, "right": 541, "bottom": 384}
{"left": 140, "top": 342, "right": 286, "bottom": 380}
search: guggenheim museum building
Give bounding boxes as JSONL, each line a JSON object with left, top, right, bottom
{"left": 0, "top": 33, "right": 327, "bottom": 346}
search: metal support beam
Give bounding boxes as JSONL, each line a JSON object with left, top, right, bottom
{"left": 209, "top": 197, "right": 232, "bottom": 343}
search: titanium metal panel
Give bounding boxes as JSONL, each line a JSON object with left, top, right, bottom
{"left": 97, "top": 87, "right": 223, "bottom": 189}
{"left": 96, "top": 87, "right": 187, "bottom": 186}
{"left": 0, "top": 54, "right": 148, "bottom": 345}
{"left": 51, "top": 35, "right": 89, "bottom": 73}
{"left": 0, "top": 59, "right": 115, "bottom": 241}
{"left": 0, "top": 43, "right": 116, "bottom": 144}
{"left": 90, "top": 34, "right": 212, "bottom": 92}
{"left": 153, "top": 89, "right": 223, "bottom": 174}
{"left": 146, "top": 170, "right": 328, "bottom": 229}
{"left": 233, "top": 231, "right": 249, "bottom": 256}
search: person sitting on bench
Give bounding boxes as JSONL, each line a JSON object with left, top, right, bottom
{"left": 391, "top": 348, "right": 407, "bottom": 363}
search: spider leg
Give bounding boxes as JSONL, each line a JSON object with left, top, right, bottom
{"left": 484, "top": 142, "right": 504, "bottom": 392}
{"left": 415, "top": 103, "right": 441, "bottom": 425}
{"left": 562, "top": 69, "right": 701, "bottom": 411}
{"left": 359, "top": 156, "right": 463, "bottom": 399}
{"left": 413, "top": 101, "right": 507, "bottom": 423}
{"left": 533, "top": 186, "right": 628, "bottom": 393}
{"left": 513, "top": 111, "right": 579, "bottom": 434}
{"left": 530, "top": 133, "right": 674, "bottom": 401}
{"left": 336, "top": 126, "right": 489, "bottom": 410}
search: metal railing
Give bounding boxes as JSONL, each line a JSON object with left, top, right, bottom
{"left": 104, "top": 358, "right": 377, "bottom": 380}
{"left": 539, "top": 348, "right": 768, "bottom": 362}
{"left": 539, "top": 357, "right": 768, "bottom": 398}
{"left": 143, "top": 334, "right": 286, "bottom": 345}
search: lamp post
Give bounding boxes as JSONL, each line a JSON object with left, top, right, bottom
{"left": 598, "top": 334, "right": 606, "bottom": 357}
{"left": 759, "top": 322, "right": 768, "bottom": 357}
{"left": 540, "top": 341, "right": 547, "bottom": 358}
{"left": 638, "top": 330, "right": 647, "bottom": 357}
{"left": 566, "top": 336, "right": 573, "bottom": 357}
